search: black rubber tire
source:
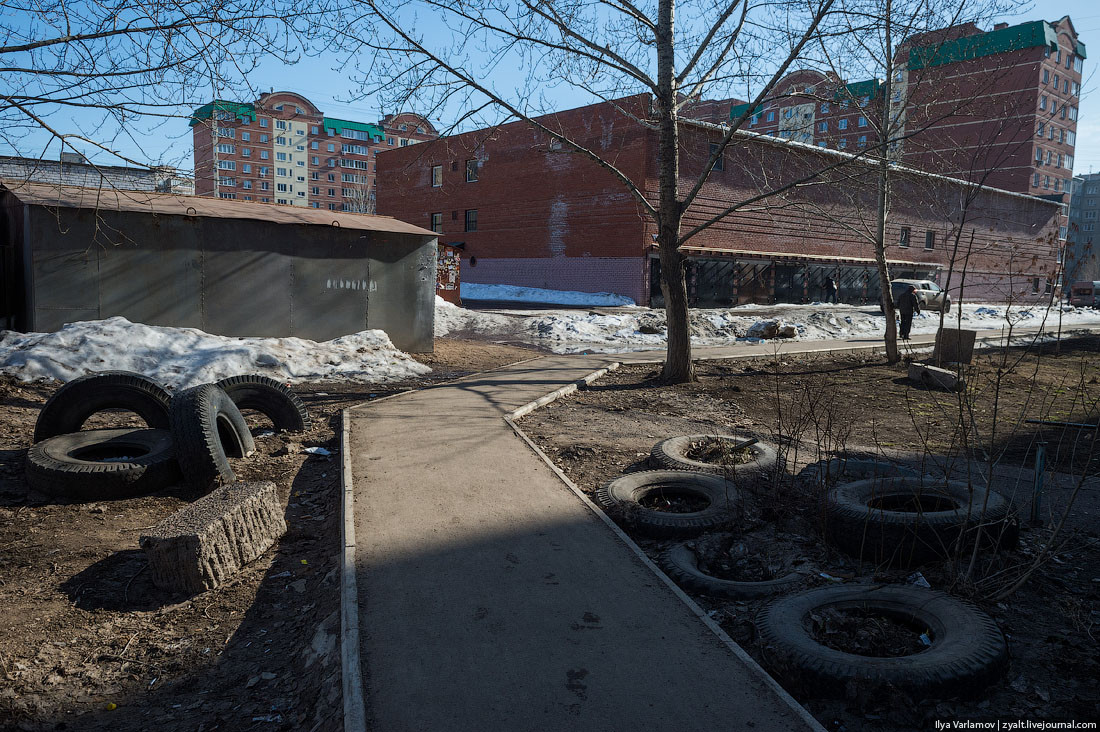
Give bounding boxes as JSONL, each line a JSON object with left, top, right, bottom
{"left": 800, "top": 458, "right": 921, "bottom": 486}
{"left": 25, "top": 428, "right": 181, "bottom": 500}
{"left": 169, "top": 384, "right": 256, "bottom": 490}
{"left": 595, "top": 470, "right": 737, "bottom": 539}
{"left": 659, "top": 543, "right": 802, "bottom": 599}
{"left": 649, "top": 434, "right": 778, "bottom": 479}
{"left": 756, "top": 585, "right": 1007, "bottom": 699}
{"left": 214, "top": 375, "right": 311, "bottom": 432}
{"left": 34, "top": 371, "right": 171, "bottom": 443}
{"left": 826, "top": 477, "right": 1014, "bottom": 567}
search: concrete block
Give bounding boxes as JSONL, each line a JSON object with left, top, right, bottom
{"left": 141, "top": 480, "right": 286, "bottom": 595}
{"left": 909, "top": 362, "right": 964, "bottom": 392}
{"left": 934, "top": 328, "right": 977, "bottom": 365}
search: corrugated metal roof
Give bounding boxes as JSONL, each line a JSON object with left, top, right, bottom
{"left": 0, "top": 180, "right": 437, "bottom": 237}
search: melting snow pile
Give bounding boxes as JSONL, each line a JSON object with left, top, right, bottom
{"left": 460, "top": 283, "right": 635, "bottom": 307}
{"left": 0, "top": 317, "right": 431, "bottom": 386}
{"left": 433, "top": 298, "right": 1100, "bottom": 354}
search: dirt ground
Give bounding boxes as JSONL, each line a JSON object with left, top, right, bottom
{"left": 520, "top": 340, "right": 1100, "bottom": 730}
{"left": 0, "top": 339, "right": 538, "bottom": 732}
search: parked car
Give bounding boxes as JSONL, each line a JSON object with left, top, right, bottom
{"left": 1068, "top": 280, "right": 1100, "bottom": 308}
{"left": 885, "top": 279, "right": 952, "bottom": 313}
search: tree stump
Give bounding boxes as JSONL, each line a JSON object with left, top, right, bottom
{"left": 141, "top": 480, "right": 286, "bottom": 595}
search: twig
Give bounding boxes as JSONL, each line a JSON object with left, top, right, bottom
{"left": 123, "top": 562, "right": 147, "bottom": 604}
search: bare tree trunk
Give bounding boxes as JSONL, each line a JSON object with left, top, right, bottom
{"left": 875, "top": 0, "right": 900, "bottom": 364}
{"left": 656, "top": 0, "right": 694, "bottom": 383}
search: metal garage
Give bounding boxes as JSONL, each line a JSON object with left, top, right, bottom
{"left": 0, "top": 181, "right": 438, "bottom": 352}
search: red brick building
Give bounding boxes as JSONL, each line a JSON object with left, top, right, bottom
{"left": 376, "top": 95, "right": 1062, "bottom": 306}
{"left": 731, "top": 17, "right": 1085, "bottom": 198}
{"left": 191, "top": 91, "right": 436, "bottom": 211}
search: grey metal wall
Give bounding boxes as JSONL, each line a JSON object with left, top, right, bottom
{"left": 15, "top": 202, "right": 436, "bottom": 352}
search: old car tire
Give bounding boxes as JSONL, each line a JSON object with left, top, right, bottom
{"left": 649, "top": 434, "right": 777, "bottom": 478}
{"left": 800, "top": 457, "right": 921, "bottom": 486}
{"left": 659, "top": 543, "right": 802, "bottom": 599}
{"left": 169, "top": 384, "right": 255, "bottom": 490}
{"left": 34, "top": 371, "right": 171, "bottom": 443}
{"left": 215, "top": 375, "right": 311, "bottom": 432}
{"left": 826, "top": 477, "right": 1014, "bottom": 567}
{"left": 25, "top": 428, "right": 181, "bottom": 500}
{"left": 757, "top": 585, "right": 1007, "bottom": 698}
{"left": 595, "top": 470, "right": 737, "bottom": 539}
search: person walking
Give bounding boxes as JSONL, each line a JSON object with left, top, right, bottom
{"left": 896, "top": 284, "right": 920, "bottom": 340}
{"left": 826, "top": 276, "right": 839, "bottom": 304}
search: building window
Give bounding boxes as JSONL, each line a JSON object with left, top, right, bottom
{"left": 217, "top": 143, "right": 235, "bottom": 154}
{"left": 857, "top": 116, "right": 867, "bottom": 127}
{"left": 899, "top": 227, "right": 910, "bottom": 247}
{"left": 466, "top": 159, "right": 479, "bottom": 182}
{"left": 276, "top": 152, "right": 287, "bottom": 161}
{"left": 242, "top": 163, "right": 251, "bottom": 173}
{"left": 1033, "top": 173, "right": 1040, "bottom": 187}
{"left": 277, "top": 183, "right": 288, "bottom": 192}
{"left": 311, "top": 156, "right": 319, "bottom": 165}
{"left": 241, "top": 131, "right": 251, "bottom": 141}
{"left": 241, "top": 148, "right": 252, "bottom": 158}
{"left": 766, "top": 110, "right": 775, "bottom": 122}
{"left": 924, "top": 230, "right": 935, "bottom": 250}
{"left": 260, "top": 150, "right": 269, "bottom": 160}
{"left": 217, "top": 127, "right": 235, "bottom": 139}
{"left": 1053, "top": 73, "right": 1060, "bottom": 88}
{"left": 328, "top": 173, "right": 336, "bottom": 181}
{"left": 217, "top": 177, "right": 235, "bottom": 187}
{"left": 327, "top": 188, "right": 335, "bottom": 196}
{"left": 709, "top": 143, "right": 724, "bottom": 171}
{"left": 1066, "top": 154, "right": 1074, "bottom": 169}
{"left": 276, "top": 120, "right": 287, "bottom": 130}
{"left": 838, "top": 119, "right": 848, "bottom": 130}
{"left": 820, "top": 102, "right": 830, "bottom": 113}
{"left": 431, "top": 165, "right": 443, "bottom": 187}
{"left": 311, "top": 125, "right": 319, "bottom": 134}
{"left": 259, "top": 118, "right": 269, "bottom": 128}
{"left": 401, "top": 139, "right": 410, "bottom": 147}
{"left": 1036, "top": 147, "right": 1043, "bottom": 163}
{"left": 1044, "top": 175, "right": 1050, "bottom": 189}
{"left": 818, "top": 121, "right": 827, "bottom": 132}
{"left": 1047, "top": 150, "right": 1053, "bottom": 165}
{"left": 839, "top": 138, "right": 847, "bottom": 149}
{"left": 218, "top": 192, "right": 236, "bottom": 199}
{"left": 386, "top": 137, "right": 394, "bottom": 145}
{"left": 430, "top": 212, "right": 442, "bottom": 233}
{"left": 1040, "top": 96, "right": 1047, "bottom": 111}
{"left": 259, "top": 134, "right": 269, "bottom": 143}
{"left": 858, "top": 135, "right": 867, "bottom": 148}
{"left": 276, "top": 136, "right": 286, "bottom": 145}
{"left": 1036, "top": 122, "right": 1045, "bottom": 137}
{"left": 464, "top": 209, "right": 478, "bottom": 231}
{"left": 242, "top": 180, "right": 252, "bottom": 189}
{"left": 218, "top": 160, "right": 236, "bottom": 170}
{"left": 260, "top": 181, "right": 270, "bottom": 190}
{"left": 1061, "top": 106, "right": 1067, "bottom": 119}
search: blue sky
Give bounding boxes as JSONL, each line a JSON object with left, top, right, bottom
{"left": 7, "top": 1, "right": 1100, "bottom": 175}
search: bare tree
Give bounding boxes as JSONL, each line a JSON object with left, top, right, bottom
{"left": 312, "top": 0, "right": 861, "bottom": 382}
{"left": 0, "top": 0, "right": 305, "bottom": 171}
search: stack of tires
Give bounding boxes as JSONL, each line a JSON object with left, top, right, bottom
{"left": 26, "top": 372, "right": 310, "bottom": 500}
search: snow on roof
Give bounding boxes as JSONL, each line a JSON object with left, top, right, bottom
{"left": 0, "top": 180, "right": 437, "bottom": 237}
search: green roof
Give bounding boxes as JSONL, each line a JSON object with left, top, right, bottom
{"left": 323, "top": 117, "right": 385, "bottom": 139}
{"left": 908, "top": 20, "right": 1059, "bottom": 70}
{"left": 729, "top": 102, "right": 763, "bottom": 120}
{"left": 837, "top": 78, "right": 881, "bottom": 100}
{"left": 1076, "top": 40, "right": 1087, "bottom": 59}
{"left": 189, "top": 100, "right": 256, "bottom": 126}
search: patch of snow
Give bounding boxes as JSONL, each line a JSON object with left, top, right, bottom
{"left": 459, "top": 283, "right": 635, "bottom": 307}
{"left": 0, "top": 316, "right": 430, "bottom": 386}
{"left": 434, "top": 298, "right": 1100, "bottom": 354}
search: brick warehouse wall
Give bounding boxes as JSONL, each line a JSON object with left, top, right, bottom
{"left": 376, "top": 95, "right": 653, "bottom": 302}
{"left": 377, "top": 95, "right": 1062, "bottom": 305}
{"left": 675, "top": 120, "right": 1062, "bottom": 302}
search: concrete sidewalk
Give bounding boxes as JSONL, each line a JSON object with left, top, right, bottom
{"left": 347, "top": 351, "right": 825, "bottom": 731}
{"left": 344, "top": 324, "right": 1088, "bottom": 731}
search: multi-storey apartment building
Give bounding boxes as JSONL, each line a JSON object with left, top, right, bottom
{"left": 0, "top": 153, "right": 193, "bottom": 194}
{"left": 191, "top": 91, "right": 436, "bottom": 210}
{"left": 728, "top": 17, "right": 1084, "bottom": 197}
{"left": 1066, "top": 173, "right": 1100, "bottom": 282}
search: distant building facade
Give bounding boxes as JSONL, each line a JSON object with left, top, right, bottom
{"left": 377, "top": 96, "right": 1062, "bottom": 306}
{"left": 1066, "top": 173, "right": 1100, "bottom": 283}
{"left": 728, "top": 17, "right": 1085, "bottom": 198}
{"left": 0, "top": 153, "right": 193, "bottom": 195}
{"left": 190, "top": 92, "right": 437, "bottom": 211}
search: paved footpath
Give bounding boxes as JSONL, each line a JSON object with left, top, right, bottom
{"left": 345, "top": 325, "right": 1082, "bottom": 732}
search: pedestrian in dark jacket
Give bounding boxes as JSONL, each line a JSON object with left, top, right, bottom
{"left": 826, "top": 277, "right": 839, "bottom": 304}
{"left": 896, "top": 285, "right": 920, "bottom": 340}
